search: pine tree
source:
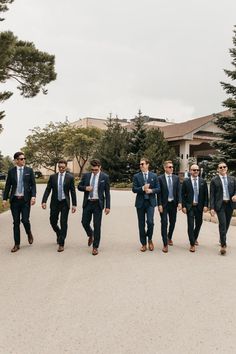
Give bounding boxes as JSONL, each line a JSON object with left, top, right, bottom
{"left": 212, "top": 26, "right": 236, "bottom": 175}
{"left": 94, "top": 116, "right": 130, "bottom": 182}
{"left": 128, "top": 110, "right": 147, "bottom": 174}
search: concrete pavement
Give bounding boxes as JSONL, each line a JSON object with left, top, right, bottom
{"left": 0, "top": 185, "right": 236, "bottom": 354}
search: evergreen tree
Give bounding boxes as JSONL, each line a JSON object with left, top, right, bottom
{"left": 144, "top": 128, "right": 176, "bottom": 173}
{"left": 128, "top": 110, "right": 147, "bottom": 174}
{"left": 212, "top": 26, "right": 236, "bottom": 175}
{"left": 94, "top": 117, "right": 130, "bottom": 182}
{"left": 0, "top": 0, "right": 56, "bottom": 130}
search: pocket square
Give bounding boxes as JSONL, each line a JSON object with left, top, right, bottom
{"left": 100, "top": 180, "right": 105, "bottom": 183}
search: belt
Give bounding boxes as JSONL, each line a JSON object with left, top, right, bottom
{"left": 14, "top": 196, "right": 24, "bottom": 200}
{"left": 223, "top": 200, "right": 229, "bottom": 203}
{"left": 192, "top": 203, "right": 198, "bottom": 206}
{"left": 88, "top": 199, "right": 99, "bottom": 202}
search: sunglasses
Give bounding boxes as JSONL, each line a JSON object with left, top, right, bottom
{"left": 167, "top": 166, "right": 173, "bottom": 169}
{"left": 17, "top": 158, "right": 26, "bottom": 161}
{"left": 219, "top": 166, "right": 227, "bottom": 169}
{"left": 140, "top": 163, "right": 145, "bottom": 166}
{"left": 191, "top": 169, "right": 199, "bottom": 172}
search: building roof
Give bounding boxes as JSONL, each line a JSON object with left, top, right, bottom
{"left": 159, "top": 110, "right": 231, "bottom": 139}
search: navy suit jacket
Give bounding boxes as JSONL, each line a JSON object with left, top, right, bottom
{"left": 132, "top": 171, "right": 160, "bottom": 208}
{"left": 78, "top": 172, "right": 110, "bottom": 210}
{"left": 42, "top": 172, "right": 77, "bottom": 209}
{"left": 3, "top": 166, "right": 36, "bottom": 202}
{"left": 157, "top": 174, "right": 182, "bottom": 207}
{"left": 181, "top": 177, "right": 208, "bottom": 211}
{"left": 210, "top": 175, "right": 236, "bottom": 211}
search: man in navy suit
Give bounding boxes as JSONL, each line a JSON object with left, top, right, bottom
{"left": 182, "top": 164, "right": 208, "bottom": 252}
{"left": 41, "top": 159, "right": 77, "bottom": 252}
{"left": 210, "top": 161, "right": 236, "bottom": 255}
{"left": 132, "top": 157, "right": 160, "bottom": 252}
{"left": 78, "top": 159, "right": 110, "bottom": 256}
{"left": 2, "top": 151, "right": 36, "bottom": 252}
{"left": 157, "top": 160, "right": 182, "bottom": 253}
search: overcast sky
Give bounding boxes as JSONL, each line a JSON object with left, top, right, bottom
{"left": 0, "top": 0, "right": 236, "bottom": 157}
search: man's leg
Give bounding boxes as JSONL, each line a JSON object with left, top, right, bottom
{"left": 167, "top": 202, "right": 177, "bottom": 241}
{"left": 193, "top": 207, "right": 203, "bottom": 241}
{"left": 93, "top": 203, "right": 103, "bottom": 249}
{"left": 59, "top": 201, "right": 70, "bottom": 246}
{"left": 10, "top": 198, "right": 21, "bottom": 246}
{"left": 136, "top": 207, "right": 146, "bottom": 246}
{"left": 160, "top": 207, "right": 168, "bottom": 247}
{"left": 187, "top": 208, "right": 195, "bottom": 247}
{"left": 81, "top": 203, "right": 94, "bottom": 237}
{"left": 50, "top": 205, "right": 61, "bottom": 240}
{"left": 216, "top": 207, "right": 227, "bottom": 247}
{"left": 21, "top": 200, "right": 31, "bottom": 235}
{"left": 146, "top": 204, "right": 155, "bottom": 241}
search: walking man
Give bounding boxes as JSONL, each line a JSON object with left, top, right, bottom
{"left": 210, "top": 162, "right": 236, "bottom": 255}
{"left": 41, "top": 159, "right": 77, "bottom": 252}
{"left": 2, "top": 151, "right": 36, "bottom": 252}
{"left": 182, "top": 164, "right": 208, "bottom": 252}
{"left": 132, "top": 157, "right": 160, "bottom": 252}
{"left": 78, "top": 159, "right": 110, "bottom": 256}
{"left": 157, "top": 160, "right": 182, "bottom": 253}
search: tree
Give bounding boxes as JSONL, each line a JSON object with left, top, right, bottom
{"left": 0, "top": 0, "right": 57, "bottom": 130}
{"left": 94, "top": 117, "right": 130, "bottom": 182}
{"left": 0, "top": 152, "right": 13, "bottom": 172}
{"left": 128, "top": 110, "right": 147, "bottom": 174}
{"left": 23, "top": 122, "right": 69, "bottom": 173}
{"left": 64, "top": 126, "right": 103, "bottom": 177}
{"left": 211, "top": 26, "right": 236, "bottom": 175}
{"left": 144, "top": 128, "right": 176, "bottom": 173}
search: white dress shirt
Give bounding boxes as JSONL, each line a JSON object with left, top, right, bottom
{"left": 58, "top": 172, "right": 66, "bottom": 200}
{"left": 219, "top": 175, "right": 230, "bottom": 201}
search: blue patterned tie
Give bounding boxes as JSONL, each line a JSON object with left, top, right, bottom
{"left": 144, "top": 173, "right": 149, "bottom": 199}
{"left": 193, "top": 178, "right": 198, "bottom": 203}
{"left": 89, "top": 174, "right": 96, "bottom": 198}
{"left": 168, "top": 175, "right": 174, "bottom": 200}
{"left": 58, "top": 173, "right": 63, "bottom": 201}
{"left": 223, "top": 176, "right": 230, "bottom": 199}
{"left": 18, "top": 168, "right": 23, "bottom": 194}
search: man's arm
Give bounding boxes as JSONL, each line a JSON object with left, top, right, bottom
{"left": 41, "top": 175, "right": 52, "bottom": 207}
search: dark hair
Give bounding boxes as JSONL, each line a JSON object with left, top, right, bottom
{"left": 218, "top": 161, "right": 227, "bottom": 168}
{"left": 140, "top": 157, "right": 150, "bottom": 165}
{"left": 90, "top": 159, "right": 101, "bottom": 167}
{"left": 58, "top": 159, "right": 68, "bottom": 166}
{"left": 14, "top": 151, "right": 24, "bottom": 160}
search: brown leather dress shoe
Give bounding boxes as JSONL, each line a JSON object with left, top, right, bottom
{"left": 148, "top": 240, "right": 154, "bottom": 251}
{"left": 195, "top": 240, "right": 199, "bottom": 246}
{"left": 57, "top": 245, "right": 64, "bottom": 252}
{"left": 220, "top": 246, "right": 227, "bottom": 255}
{"left": 162, "top": 246, "right": 168, "bottom": 253}
{"left": 28, "top": 232, "right": 34, "bottom": 245}
{"left": 92, "top": 248, "right": 98, "bottom": 255}
{"left": 11, "top": 245, "right": 20, "bottom": 253}
{"left": 140, "top": 245, "right": 147, "bottom": 252}
{"left": 168, "top": 239, "right": 173, "bottom": 246}
{"left": 88, "top": 236, "right": 94, "bottom": 247}
{"left": 189, "top": 245, "right": 195, "bottom": 252}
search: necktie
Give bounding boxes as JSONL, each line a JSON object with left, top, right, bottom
{"left": 193, "top": 178, "right": 198, "bottom": 203}
{"left": 144, "top": 173, "right": 149, "bottom": 199}
{"left": 168, "top": 175, "right": 174, "bottom": 200}
{"left": 89, "top": 174, "right": 96, "bottom": 198}
{"left": 223, "top": 176, "right": 230, "bottom": 199}
{"left": 58, "top": 173, "right": 63, "bottom": 201}
{"left": 18, "top": 168, "right": 23, "bottom": 194}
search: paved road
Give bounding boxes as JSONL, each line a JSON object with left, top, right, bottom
{"left": 1, "top": 185, "right": 236, "bottom": 354}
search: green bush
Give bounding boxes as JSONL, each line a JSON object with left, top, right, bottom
{"left": 111, "top": 182, "right": 132, "bottom": 189}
